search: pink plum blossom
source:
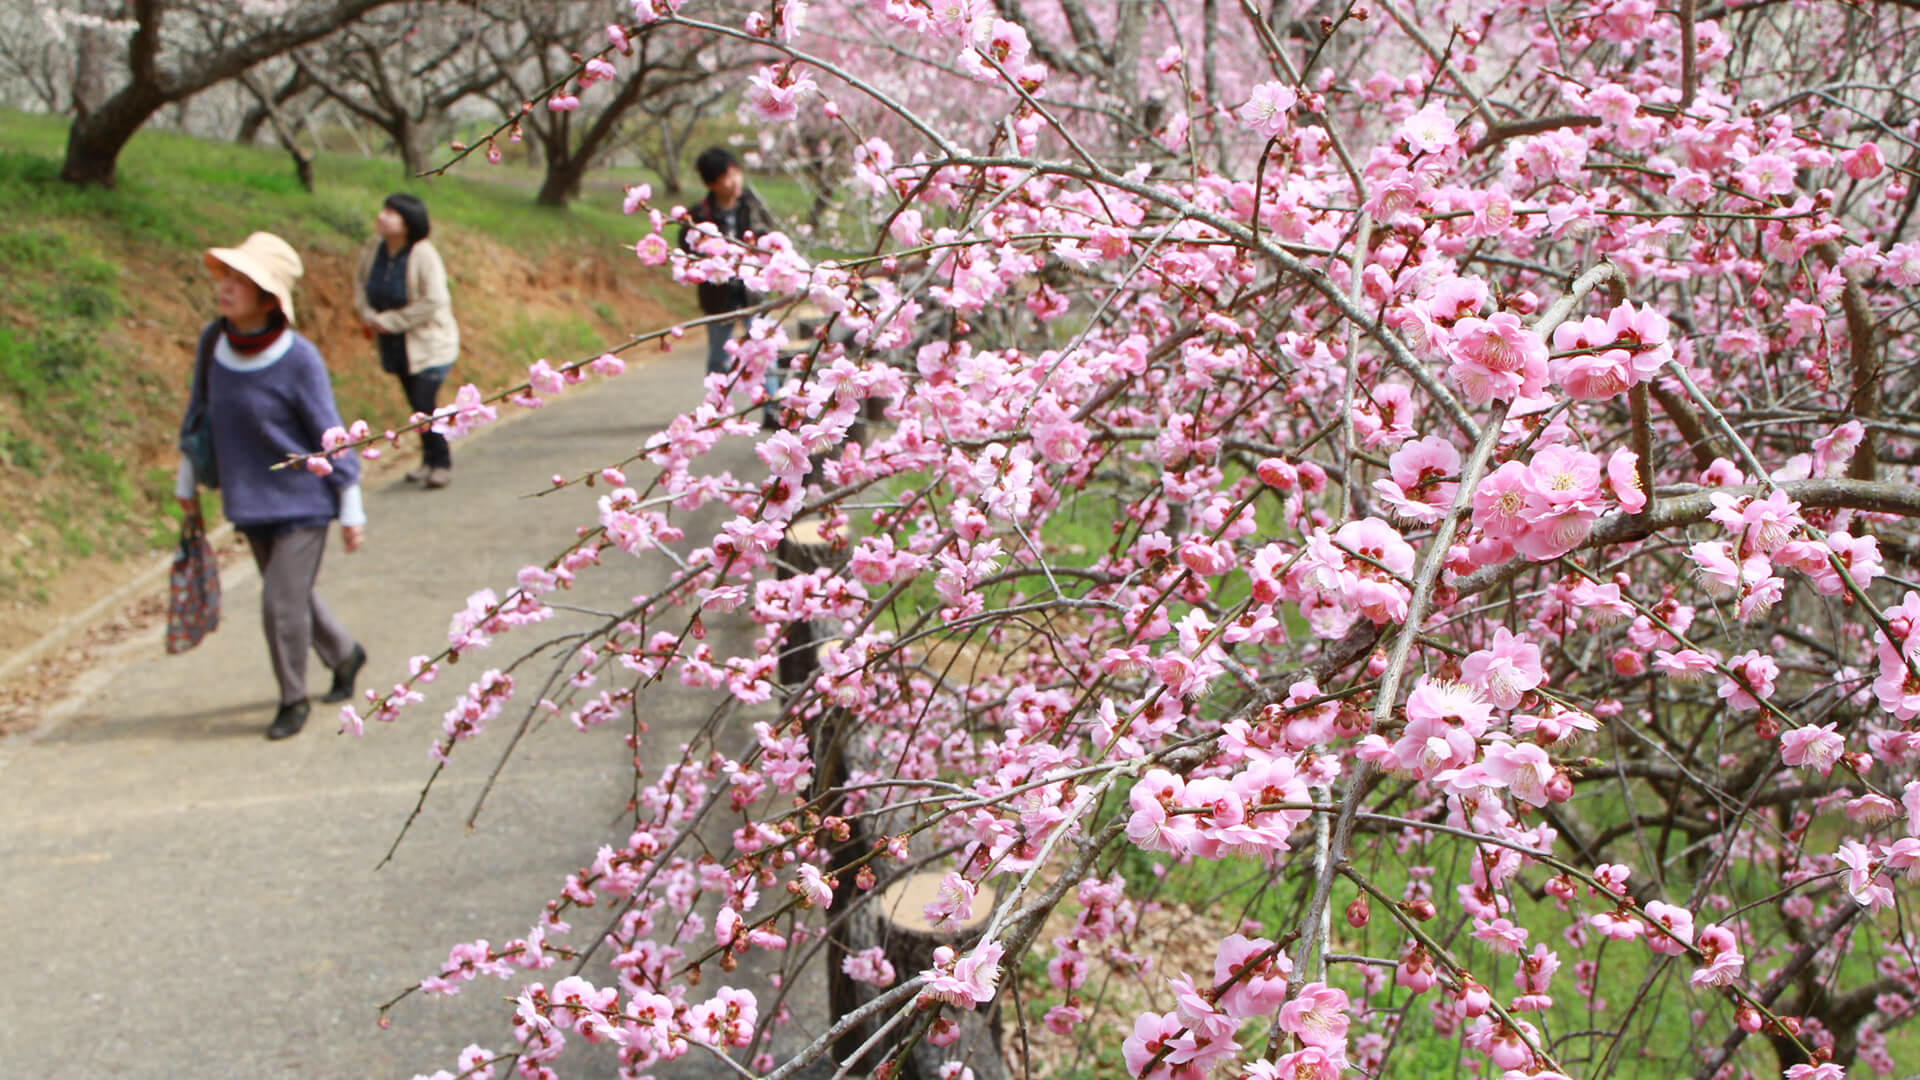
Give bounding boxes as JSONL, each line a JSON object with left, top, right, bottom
{"left": 1238, "top": 81, "right": 1297, "bottom": 138}
{"left": 1447, "top": 313, "right": 1549, "bottom": 404}
{"left": 1277, "top": 982, "right": 1350, "bottom": 1049}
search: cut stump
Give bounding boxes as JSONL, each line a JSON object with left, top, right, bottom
{"left": 836, "top": 871, "right": 1007, "bottom": 1080}
{"left": 775, "top": 518, "right": 841, "bottom": 689}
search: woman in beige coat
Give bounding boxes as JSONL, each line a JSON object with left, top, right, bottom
{"left": 355, "top": 193, "right": 460, "bottom": 487}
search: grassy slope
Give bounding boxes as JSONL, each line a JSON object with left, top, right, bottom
{"left": 0, "top": 110, "right": 693, "bottom": 655}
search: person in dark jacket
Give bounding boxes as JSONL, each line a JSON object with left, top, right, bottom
{"left": 354, "top": 193, "right": 460, "bottom": 488}
{"left": 174, "top": 232, "right": 368, "bottom": 740}
{"left": 681, "top": 147, "right": 776, "bottom": 376}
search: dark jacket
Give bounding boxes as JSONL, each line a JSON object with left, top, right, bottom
{"left": 680, "top": 189, "right": 776, "bottom": 315}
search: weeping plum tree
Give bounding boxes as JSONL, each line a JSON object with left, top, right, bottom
{"left": 308, "top": 1, "right": 1920, "bottom": 1078}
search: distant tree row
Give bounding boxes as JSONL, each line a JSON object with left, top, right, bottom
{"left": 0, "top": 0, "right": 750, "bottom": 205}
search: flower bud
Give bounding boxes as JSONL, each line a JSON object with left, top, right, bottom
{"left": 1405, "top": 898, "right": 1437, "bottom": 921}
{"left": 1844, "top": 141, "right": 1885, "bottom": 179}
{"left": 1544, "top": 771, "right": 1575, "bottom": 803}
{"left": 1397, "top": 944, "right": 1436, "bottom": 994}
{"left": 1458, "top": 977, "right": 1491, "bottom": 1018}
{"left": 1256, "top": 457, "right": 1298, "bottom": 490}
{"left": 1346, "top": 897, "right": 1371, "bottom": 928}
{"left": 1334, "top": 704, "right": 1371, "bottom": 737}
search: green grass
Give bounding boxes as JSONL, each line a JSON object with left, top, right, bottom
{"left": 0, "top": 110, "right": 641, "bottom": 257}
{"left": 498, "top": 312, "right": 608, "bottom": 364}
{"left": 0, "top": 276, "right": 172, "bottom": 580}
{"left": 1058, "top": 774, "right": 1919, "bottom": 1080}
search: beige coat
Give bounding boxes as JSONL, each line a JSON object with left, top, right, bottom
{"left": 353, "top": 238, "right": 459, "bottom": 374}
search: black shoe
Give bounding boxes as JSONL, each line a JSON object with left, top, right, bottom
{"left": 322, "top": 645, "right": 367, "bottom": 704}
{"left": 267, "top": 701, "right": 310, "bottom": 740}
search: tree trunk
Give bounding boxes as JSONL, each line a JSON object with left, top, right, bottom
{"left": 289, "top": 152, "right": 315, "bottom": 192}
{"left": 390, "top": 117, "right": 431, "bottom": 178}
{"left": 655, "top": 125, "right": 683, "bottom": 194}
{"left": 790, "top": 596, "right": 1006, "bottom": 1080}
{"left": 535, "top": 56, "right": 652, "bottom": 209}
{"left": 72, "top": 21, "right": 111, "bottom": 119}
{"left": 60, "top": 82, "right": 167, "bottom": 187}
{"left": 61, "top": 0, "right": 405, "bottom": 187}
{"left": 1201, "top": 0, "right": 1219, "bottom": 106}
{"left": 240, "top": 72, "right": 316, "bottom": 193}
{"left": 536, "top": 153, "right": 589, "bottom": 208}
{"left": 237, "top": 107, "right": 270, "bottom": 145}
{"left": 773, "top": 520, "right": 871, "bottom": 1066}
{"left": 238, "top": 68, "right": 308, "bottom": 144}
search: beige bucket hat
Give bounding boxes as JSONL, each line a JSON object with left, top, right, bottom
{"left": 204, "top": 232, "right": 305, "bottom": 325}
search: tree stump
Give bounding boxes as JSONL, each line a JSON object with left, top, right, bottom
{"left": 775, "top": 518, "right": 841, "bottom": 689}
{"left": 769, "top": 519, "right": 882, "bottom": 1066}
{"left": 814, "top": 699, "right": 871, "bottom": 1068}
{"left": 838, "top": 872, "right": 1008, "bottom": 1080}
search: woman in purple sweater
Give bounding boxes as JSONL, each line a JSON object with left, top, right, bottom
{"left": 175, "top": 232, "right": 368, "bottom": 740}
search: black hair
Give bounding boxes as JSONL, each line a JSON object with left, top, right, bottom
{"left": 383, "top": 192, "right": 431, "bottom": 244}
{"left": 695, "top": 147, "right": 740, "bottom": 186}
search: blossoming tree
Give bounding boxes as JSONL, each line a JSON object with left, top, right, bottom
{"left": 321, "top": 1, "right": 1920, "bottom": 1078}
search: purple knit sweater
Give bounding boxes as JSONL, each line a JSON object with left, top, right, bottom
{"left": 176, "top": 321, "right": 363, "bottom": 528}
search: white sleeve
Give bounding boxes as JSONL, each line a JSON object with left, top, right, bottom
{"left": 174, "top": 458, "right": 196, "bottom": 500}
{"left": 337, "top": 484, "right": 367, "bottom": 528}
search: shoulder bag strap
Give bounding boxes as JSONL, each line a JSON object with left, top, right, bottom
{"left": 194, "top": 324, "right": 217, "bottom": 410}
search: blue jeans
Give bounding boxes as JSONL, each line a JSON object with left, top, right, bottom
{"left": 705, "top": 319, "right": 737, "bottom": 376}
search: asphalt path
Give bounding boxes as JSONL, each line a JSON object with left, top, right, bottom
{"left": 0, "top": 342, "right": 805, "bottom": 1077}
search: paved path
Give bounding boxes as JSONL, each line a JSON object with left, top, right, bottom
{"left": 0, "top": 343, "right": 790, "bottom": 1077}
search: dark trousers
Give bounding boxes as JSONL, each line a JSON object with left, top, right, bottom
{"left": 705, "top": 318, "right": 737, "bottom": 376}
{"left": 397, "top": 366, "right": 451, "bottom": 469}
{"left": 243, "top": 525, "right": 355, "bottom": 706}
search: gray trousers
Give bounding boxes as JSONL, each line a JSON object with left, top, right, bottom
{"left": 243, "top": 525, "right": 355, "bottom": 706}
